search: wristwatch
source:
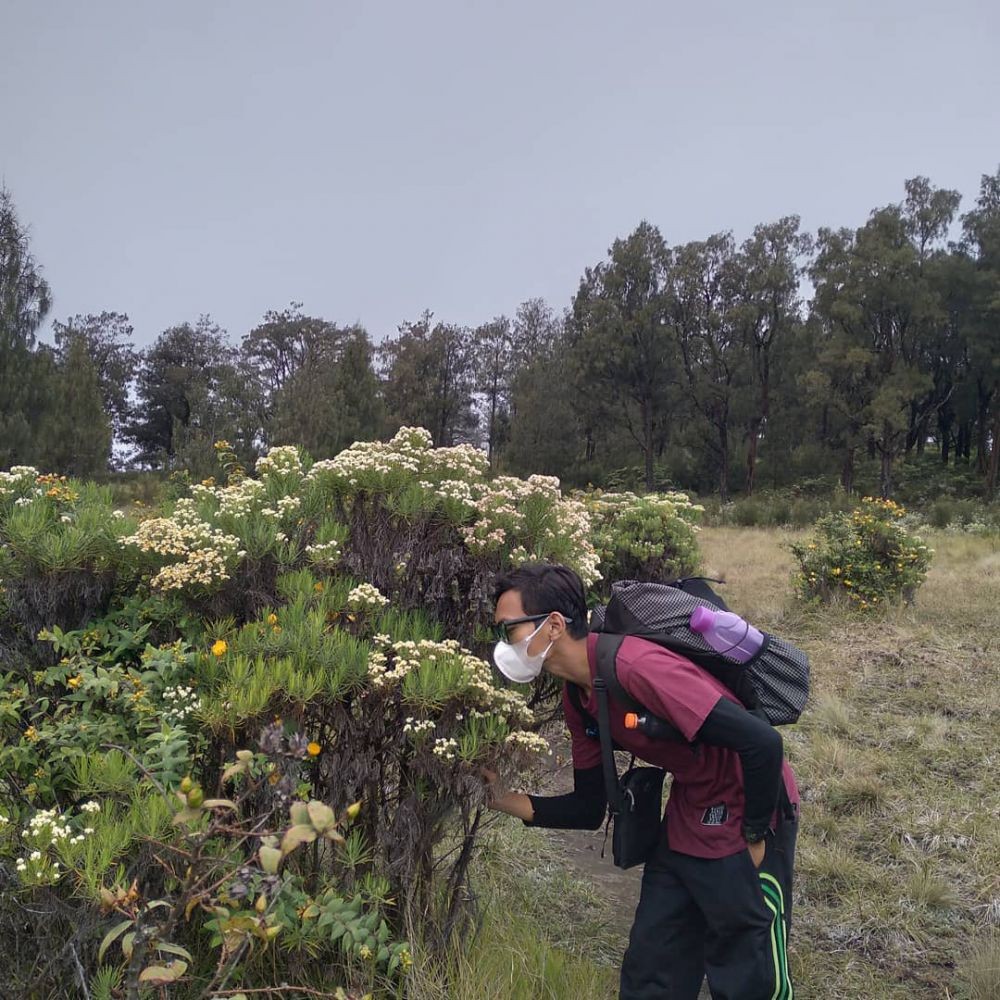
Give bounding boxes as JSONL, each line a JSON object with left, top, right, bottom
{"left": 743, "top": 826, "right": 770, "bottom": 844}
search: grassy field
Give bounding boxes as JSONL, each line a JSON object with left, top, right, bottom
{"left": 437, "top": 526, "right": 1000, "bottom": 1000}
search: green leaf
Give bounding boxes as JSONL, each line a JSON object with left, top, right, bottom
{"left": 202, "top": 798, "right": 236, "bottom": 810}
{"left": 98, "top": 920, "right": 133, "bottom": 962}
{"left": 153, "top": 941, "right": 193, "bottom": 962}
{"left": 138, "top": 960, "right": 187, "bottom": 984}
{"left": 172, "top": 807, "right": 204, "bottom": 826}
{"left": 307, "top": 799, "right": 335, "bottom": 832}
{"left": 280, "top": 823, "right": 317, "bottom": 856}
{"left": 259, "top": 845, "right": 282, "bottom": 874}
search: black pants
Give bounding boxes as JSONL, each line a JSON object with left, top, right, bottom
{"left": 619, "top": 819, "right": 796, "bottom": 1000}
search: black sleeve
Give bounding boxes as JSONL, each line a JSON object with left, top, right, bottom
{"left": 695, "top": 697, "right": 784, "bottom": 841}
{"left": 525, "top": 764, "right": 607, "bottom": 830}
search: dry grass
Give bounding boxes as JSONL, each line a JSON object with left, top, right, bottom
{"left": 464, "top": 527, "right": 999, "bottom": 999}
{"left": 699, "top": 526, "right": 1000, "bottom": 999}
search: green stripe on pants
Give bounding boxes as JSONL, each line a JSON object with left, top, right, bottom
{"left": 760, "top": 874, "right": 792, "bottom": 1000}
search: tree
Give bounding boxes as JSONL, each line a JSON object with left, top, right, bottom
{"left": 570, "top": 222, "right": 677, "bottom": 491}
{"left": 270, "top": 325, "right": 383, "bottom": 457}
{"left": 37, "top": 334, "right": 112, "bottom": 476}
{"left": 127, "top": 317, "right": 242, "bottom": 471}
{"left": 473, "top": 316, "right": 514, "bottom": 469}
{"left": 734, "top": 217, "right": 812, "bottom": 495}
{"left": 506, "top": 339, "right": 585, "bottom": 482}
{"left": 52, "top": 311, "right": 138, "bottom": 446}
{"left": 0, "top": 187, "right": 52, "bottom": 466}
{"left": 808, "top": 179, "right": 961, "bottom": 498}
{"left": 960, "top": 166, "right": 1000, "bottom": 495}
{"left": 670, "top": 232, "right": 748, "bottom": 501}
{"left": 379, "top": 314, "right": 479, "bottom": 447}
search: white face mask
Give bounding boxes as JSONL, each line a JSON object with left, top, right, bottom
{"left": 493, "top": 619, "right": 553, "bottom": 683}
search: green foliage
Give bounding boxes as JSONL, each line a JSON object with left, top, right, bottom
{"left": 583, "top": 489, "right": 703, "bottom": 591}
{"left": 38, "top": 333, "right": 113, "bottom": 476}
{"left": 791, "top": 496, "right": 933, "bottom": 608}
{"left": 0, "top": 620, "right": 199, "bottom": 803}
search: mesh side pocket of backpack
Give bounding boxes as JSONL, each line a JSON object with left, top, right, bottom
{"left": 607, "top": 581, "right": 728, "bottom": 659}
{"left": 744, "top": 634, "right": 810, "bottom": 725}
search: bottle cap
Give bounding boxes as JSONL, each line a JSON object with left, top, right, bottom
{"left": 624, "top": 712, "right": 640, "bottom": 729}
{"left": 689, "top": 606, "right": 715, "bottom": 633}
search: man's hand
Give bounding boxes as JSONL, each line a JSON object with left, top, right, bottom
{"left": 480, "top": 767, "right": 499, "bottom": 804}
{"left": 748, "top": 839, "right": 766, "bottom": 868}
{"left": 480, "top": 767, "right": 534, "bottom": 822}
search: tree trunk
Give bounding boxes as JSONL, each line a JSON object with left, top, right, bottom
{"left": 841, "top": 447, "right": 855, "bottom": 495}
{"left": 745, "top": 420, "right": 760, "bottom": 497}
{"left": 977, "top": 397, "right": 991, "bottom": 475}
{"left": 643, "top": 398, "right": 654, "bottom": 493}
{"left": 718, "top": 422, "right": 729, "bottom": 503}
{"left": 905, "top": 400, "right": 920, "bottom": 456}
{"left": 745, "top": 357, "right": 770, "bottom": 497}
{"left": 879, "top": 421, "right": 894, "bottom": 499}
{"left": 957, "top": 419, "right": 971, "bottom": 462}
{"left": 938, "top": 406, "right": 953, "bottom": 464}
{"left": 487, "top": 371, "right": 499, "bottom": 469}
{"left": 988, "top": 409, "right": 1000, "bottom": 499}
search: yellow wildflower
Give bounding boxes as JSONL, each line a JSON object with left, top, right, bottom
{"left": 211, "top": 639, "right": 228, "bottom": 657}
{"left": 267, "top": 613, "right": 278, "bottom": 625}
{"left": 24, "top": 726, "right": 38, "bottom": 742}
{"left": 313, "top": 582, "right": 324, "bottom": 593}
{"left": 67, "top": 675, "right": 83, "bottom": 689}
{"left": 307, "top": 742, "right": 321, "bottom": 757}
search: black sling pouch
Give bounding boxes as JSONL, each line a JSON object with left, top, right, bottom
{"left": 594, "top": 675, "right": 666, "bottom": 869}
{"left": 612, "top": 763, "right": 666, "bottom": 869}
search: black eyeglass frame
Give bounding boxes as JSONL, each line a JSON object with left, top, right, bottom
{"left": 493, "top": 613, "right": 573, "bottom": 644}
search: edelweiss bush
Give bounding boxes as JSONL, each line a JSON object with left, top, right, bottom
{"left": 0, "top": 468, "right": 138, "bottom": 638}
{"left": 111, "top": 428, "right": 611, "bottom": 636}
{"left": 582, "top": 489, "right": 703, "bottom": 592}
{"left": 0, "top": 428, "right": 708, "bottom": 996}
{"left": 791, "top": 496, "right": 933, "bottom": 609}
{"left": 194, "top": 570, "right": 548, "bottom": 941}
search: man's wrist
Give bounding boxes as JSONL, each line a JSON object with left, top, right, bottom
{"left": 742, "top": 824, "right": 770, "bottom": 844}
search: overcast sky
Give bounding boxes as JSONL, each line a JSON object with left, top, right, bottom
{"left": 3, "top": 0, "right": 998, "bottom": 348}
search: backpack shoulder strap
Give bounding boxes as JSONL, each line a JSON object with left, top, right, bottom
{"left": 566, "top": 681, "right": 599, "bottom": 739}
{"left": 593, "top": 675, "right": 622, "bottom": 816}
{"left": 595, "top": 633, "right": 642, "bottom": 712}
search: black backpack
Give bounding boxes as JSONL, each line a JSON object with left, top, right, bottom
{"left": 569, "top": 578, "right": 810, "bottom": 743}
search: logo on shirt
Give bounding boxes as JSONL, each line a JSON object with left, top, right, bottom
{"left": 700, "top": 803, "right": 729, "bottom": 826}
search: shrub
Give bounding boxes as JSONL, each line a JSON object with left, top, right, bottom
{"left": 0, "top": 469, "right": 139, "bottom": 647}
{"left": 0, "top": 429, "right": 709, "bottom": 996}
{"left": 194, "top": 573, "right": 548, "bottom": 943}
{"left": 114, "top": 431, "right": 602, "bottom": 639}
{"left": 790, "top": 497, "right": 933, "bottom": 610}
{"left": 581, "top": 489, "right": 702, "bottom": 596}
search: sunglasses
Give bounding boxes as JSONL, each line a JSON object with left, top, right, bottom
{"left": 493, "top": 614, "right": 573, "bottom": 644}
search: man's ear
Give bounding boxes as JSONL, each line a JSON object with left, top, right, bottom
{"left": 547, "top": 612, "right": 567, "bottom": 639}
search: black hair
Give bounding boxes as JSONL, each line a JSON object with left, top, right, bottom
{"left": 493, "top": 563, "right": 589, "bottom": 639}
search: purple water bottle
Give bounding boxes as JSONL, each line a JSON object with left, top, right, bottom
{"left": 689, "top": 606, "right": 764, "bottom": 662}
